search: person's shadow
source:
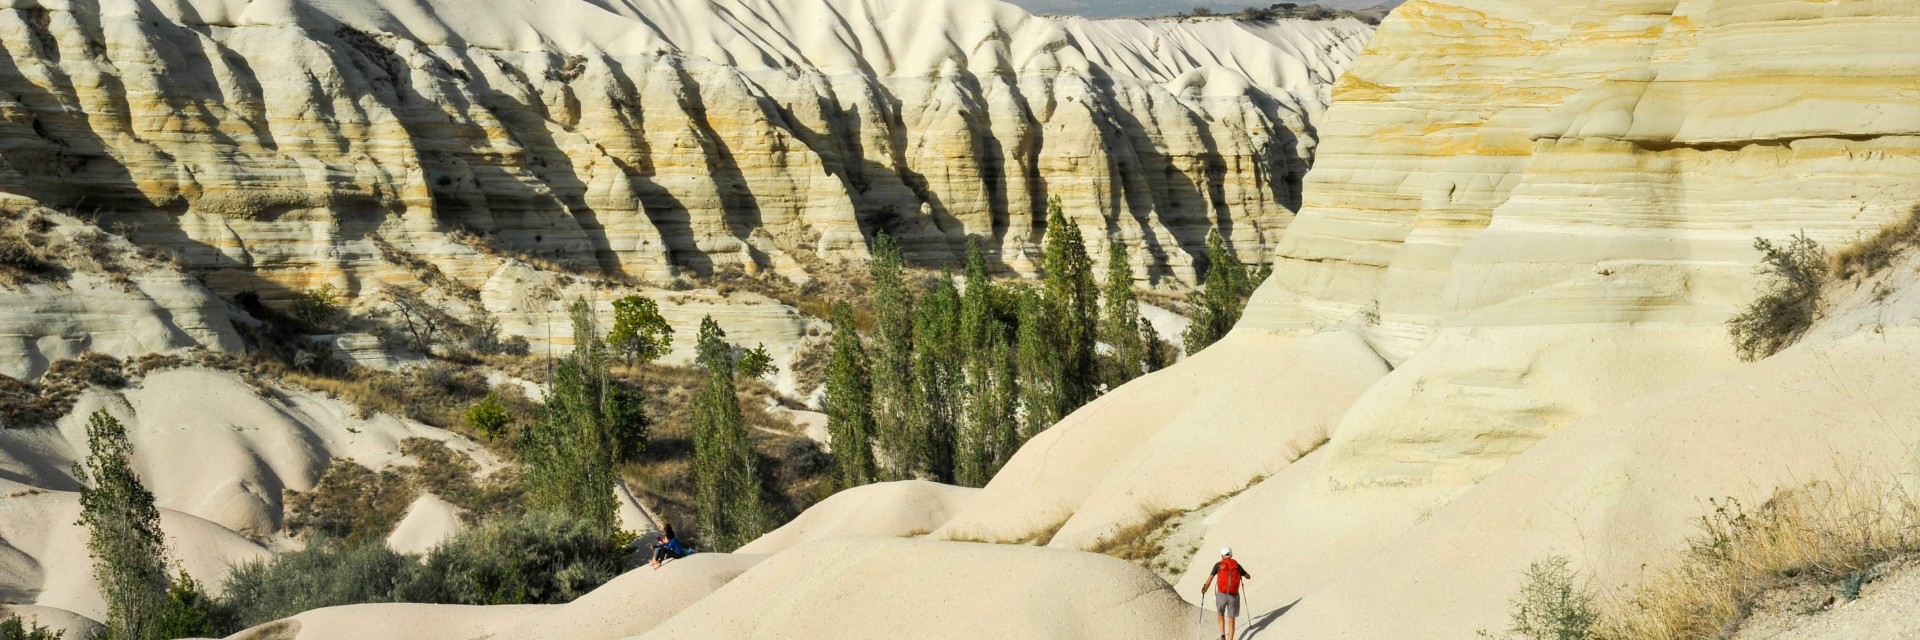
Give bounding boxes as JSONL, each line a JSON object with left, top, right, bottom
{"left": 1238, "top": 598, "right": 1301, "bottom": 639}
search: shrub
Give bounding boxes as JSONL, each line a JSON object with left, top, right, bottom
{"left": 1726, "top": 233, "right": 1826, "bottom": 362}
{"left": 157, "top": 572, "right": 229, "bottom": 638}
{"left": 0, "top": 614, "right": 62, "bottom": 640}
{"left": 1087, "top": 510, "right": 1181, "bottom": 564}
{"left": 1481, "top": 556, "right": 1599, "bottom": 640}
{"left": 414, "top": 511, "right": 622, "bottom": 605}
{"left": 287, "top": 285, "right": 347, "bottom": 334}
{"left": 217, "top": 540, "right": 426, "bottom": 630}
{"left": 465, "top": 394, "right": 510, "bottom": 441}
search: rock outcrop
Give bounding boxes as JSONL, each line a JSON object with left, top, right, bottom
{"left": 0, "top": 0, "right": 1368, "bottom": 300}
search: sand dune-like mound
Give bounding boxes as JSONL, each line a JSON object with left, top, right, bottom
{"left": 935, "top": 328, "right": 1387, "bottom": 546}
{"left": 0, "top": 487, "right": 269, "bottom": 629}
{"left": 0, "top": 368, "right": 498, "bottom": 537}
{"left": 225, "top": 603, "right": 546, "bottom": 640}
{"left": 480, "top": 553, "right": 765, "bottom": 639}
{"left": 639, "top": 537, "right": 1199, "bottom": 640}
{"left": 384, "top": 494, "right": 467, "bottom": 555}
{"left": 738, "top": 480, "right": 977, "bottom": 555}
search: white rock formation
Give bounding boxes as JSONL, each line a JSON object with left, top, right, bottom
{"left": 0, "top": 0, "right": 1369, "bottom": 300}
{"left": 738, "top": 480, "right": 977, "bottom": 555}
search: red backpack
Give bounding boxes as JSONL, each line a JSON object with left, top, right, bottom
{"left": 1216, "top": 558, "right": 1244, "bottom": 595}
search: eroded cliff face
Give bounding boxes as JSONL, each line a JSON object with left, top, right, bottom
{"left": 0, "top": 0, "right": 1369, "bottom": 301}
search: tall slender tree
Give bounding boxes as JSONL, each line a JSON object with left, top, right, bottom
{"left": 1014, "top": 285, "right": 1065, "bottom": 439}
{"left": 1100, "top": 240, "right": 1145, "bottom": 389}
{"left": 909, "top": 271, "right": 962, "bottom": 482}
{"left": 520, "top": 300, "right": 625, "bottom": 537}
{"left": 691, "top": 317, "right": 769, "bottom": 551}
{"left": 1184, "top": 229, "right": 1252, "bottom": 354}
{"left": 866, "top": 232, "right": 916, "bottom": 480}
{"left": 75, "top": 410, "right": 169, "bottom": 640}
{"left": 956, "top": 237, "right": 1018, "bottom": 487}
{"left": 1041, "top": 197, "right": 1100, "bottom": 412}
{"left": 823, "top": 302, "right": 878, "bottom": 489}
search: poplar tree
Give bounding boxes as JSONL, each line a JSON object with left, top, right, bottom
{"left": 75, "top": 410, "right": 169, "bottom": 640}
{"left": 691, "top": 317, "right": 768, "bottom": 551}
{"left": 909, "top": 272, "right": 962, "bottom": 482}
{"left": 1183, "top": 228, "right": 1252, "bottom": 354}
{"left": 1014, "top": 285, "right": 1065, "bottom": 439}
{"left": 520, "top": 300, "right": 624, "bottom": 537}
{"left": 823, "top": 302, "right": 878, "bottom": 489}
{"left": 1100, "top": 240, "right": 1145, "bottom": 389}
{"left": 956, "top": 237, "right": 1018, "bottom": 487}
{"left": 1041, "top": 197, "right": 1100, "bottom": 412}
{"left": 867, "top": 232, "right": 916, "bottom": 480}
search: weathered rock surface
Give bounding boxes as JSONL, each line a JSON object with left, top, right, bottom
{"left": 0, "top": 0, "right": 1368, "bottom": 299}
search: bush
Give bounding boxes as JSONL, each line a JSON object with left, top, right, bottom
{"left": 1481, "top": 556, "right": 1599, "bottom": 640}
{"left": 0, "top": 614, "right": 62, "bottom": 640}
{"left": 287, "top": 285, "right": 347, "bottom": 334}
{"left": 465, "top": 394, "right": 511, "bottom": 441}
{"left": 413, "top": 511, "right": 622, "bottom": 605}
{"left": 158, "top": 572, "right": 230, "bottom": 638}
{"left": 1726, "top": 233, "right": 1826, "bottom": 362}
{"left": 218, "top": 540, "right": 427, "bottom": 630}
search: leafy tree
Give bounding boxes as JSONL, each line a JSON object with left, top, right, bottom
{"left": 956, "top": 237, "right": 1019, "bottom": 487}
{"left": 823, "top": 302, "right": 878, "bottom": 489}
{"left": 157, "top": 572, "right": 226, "bottom": 639}
{"left": 736, "top": 343, "right": 776, "bottom": 380}
{"left": 518, "top": 300, "right": 626, "bottom": 537}
{"left": 1100, "top": 240, "right": 1145, "bottom": 389}
{"left": 1013, "top": 286, "right": 1065, "bottom": 439}
{"left": 1183, "top": 229, "right": 1254, "bottom": 354}
{"left": 608, "top": 295, "right": 674, "bottom": 368}
{"left": 465, "top": 393, "right": 510, "bottom": 442}
{"left": 866, "top": 232, "right": 916, "bottom": 480}
{"left": 1141, "top": 317, "right": 1174, "bottom": 374}
{"left": 909, "top": 272, "right": 962, "bottom": 482}
{"left": 690, "top": 317, "right": 768, "bottom": 551}
{"left": 1041, "top": 197, "right": 1100, "bottom": 412}
{"left": 74, "top": 409, "right": 169, "bottom": 640}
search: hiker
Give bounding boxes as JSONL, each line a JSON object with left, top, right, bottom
{"left": 649, "top": 523, "right": 690, "bottom": 570}
{"left": 1199, "top": 546, "right": 1251, "bottom": 640}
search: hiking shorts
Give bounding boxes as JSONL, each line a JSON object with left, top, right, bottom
{"left": 1215, "top": 592, "right": 1240, "bottom": 617}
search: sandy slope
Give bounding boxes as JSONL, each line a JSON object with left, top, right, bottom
{"left": 737, "top": 480, "right": 977, "bottom": 555}
{"left": 638, "top": 537, "right": 1200, "bottom": 640}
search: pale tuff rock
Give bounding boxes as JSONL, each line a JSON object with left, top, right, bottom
{"left": 0, "top": 0, "right": 1368, "bottom": 299}
{"left": 737, "top": 480, "right": 978, "bottom": 555}
{"left": 384, "top": 493, "right": 466, "bottom": 555}
{"left": 0, "top": 206, "right": 242, "bottom": 380}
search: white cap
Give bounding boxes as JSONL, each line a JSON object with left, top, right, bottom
{"left": 1220, "top": 546, "right": 1232, "bottom": 557}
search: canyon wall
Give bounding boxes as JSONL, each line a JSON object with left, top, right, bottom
{"left": 0, "top": 0, "right": 1368, "bottom": 304}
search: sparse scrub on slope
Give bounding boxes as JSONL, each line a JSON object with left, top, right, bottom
{"left": 1726, "top": 233, "right": 1828, "bottom": 362}
{"left": 1481, "top": 556, "right": 1600, "bottom": 640}
{"left": 1831, "top": 206, "right": 1920, "bottom": 281}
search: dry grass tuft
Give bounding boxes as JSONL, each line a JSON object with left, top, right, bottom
{"left": 1832, "top": 206, "right": 1920, "bottom": 281}
{"left": 1600, "top": 474, "right": 1920, "bottom": 640}
{"left": 1088, "top": 509, "right": 1183, "bottom": 563}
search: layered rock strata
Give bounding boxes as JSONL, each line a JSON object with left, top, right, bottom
{"left": 0, "top": 0, "right": 1369, "bottom": 301}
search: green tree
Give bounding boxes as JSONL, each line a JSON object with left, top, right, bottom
{"left": 74, "top": 410, "right": 169, "bottom": 640}
{"left": 464, "top": 393, "right": 510, "bottom": 442}
{"left": 1141, "top": 317, "right": 1174, "bottom": 374}
{"left": 518, "top": 300, "right": 626, "bottom": 537}
{"left": 1041, "top": 197, "right": 1100, "bottom": 412}
{"left": 956, "top": 237, "right": 1019, "bottom": 487}
{"left": 691, "top": 317, "right": 768, "bottom": 551}
{"left": 1100, "top": 240, "right": 1145, "bottom": 389}
{"left": 867, "top": 232, "right": 916, "bottom": 480}
{"left": 823, "top": 302, "right": 878, "bottom": 489}
{"left": 1183, "top": 228, "right": 1254, "bottom": 354}
{"left": 1, "top": 614, "right": 64, "bottom": 640}
{"left": 608, "top": 295, "right": 674, "bottom": 368}
{"left": 1013, "top": 286, "right": 1065, "bottom": 439}
{"left": 909, "top": 271, "right": 962, "bottom": 482}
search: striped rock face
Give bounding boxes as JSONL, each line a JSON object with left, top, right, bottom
{"left": 0, "top": 0, "right": 1370, "bottom": 302}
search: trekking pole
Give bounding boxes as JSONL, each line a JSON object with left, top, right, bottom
{"left": 1239, "top": 586, "right": 1249, "bottom": 640}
